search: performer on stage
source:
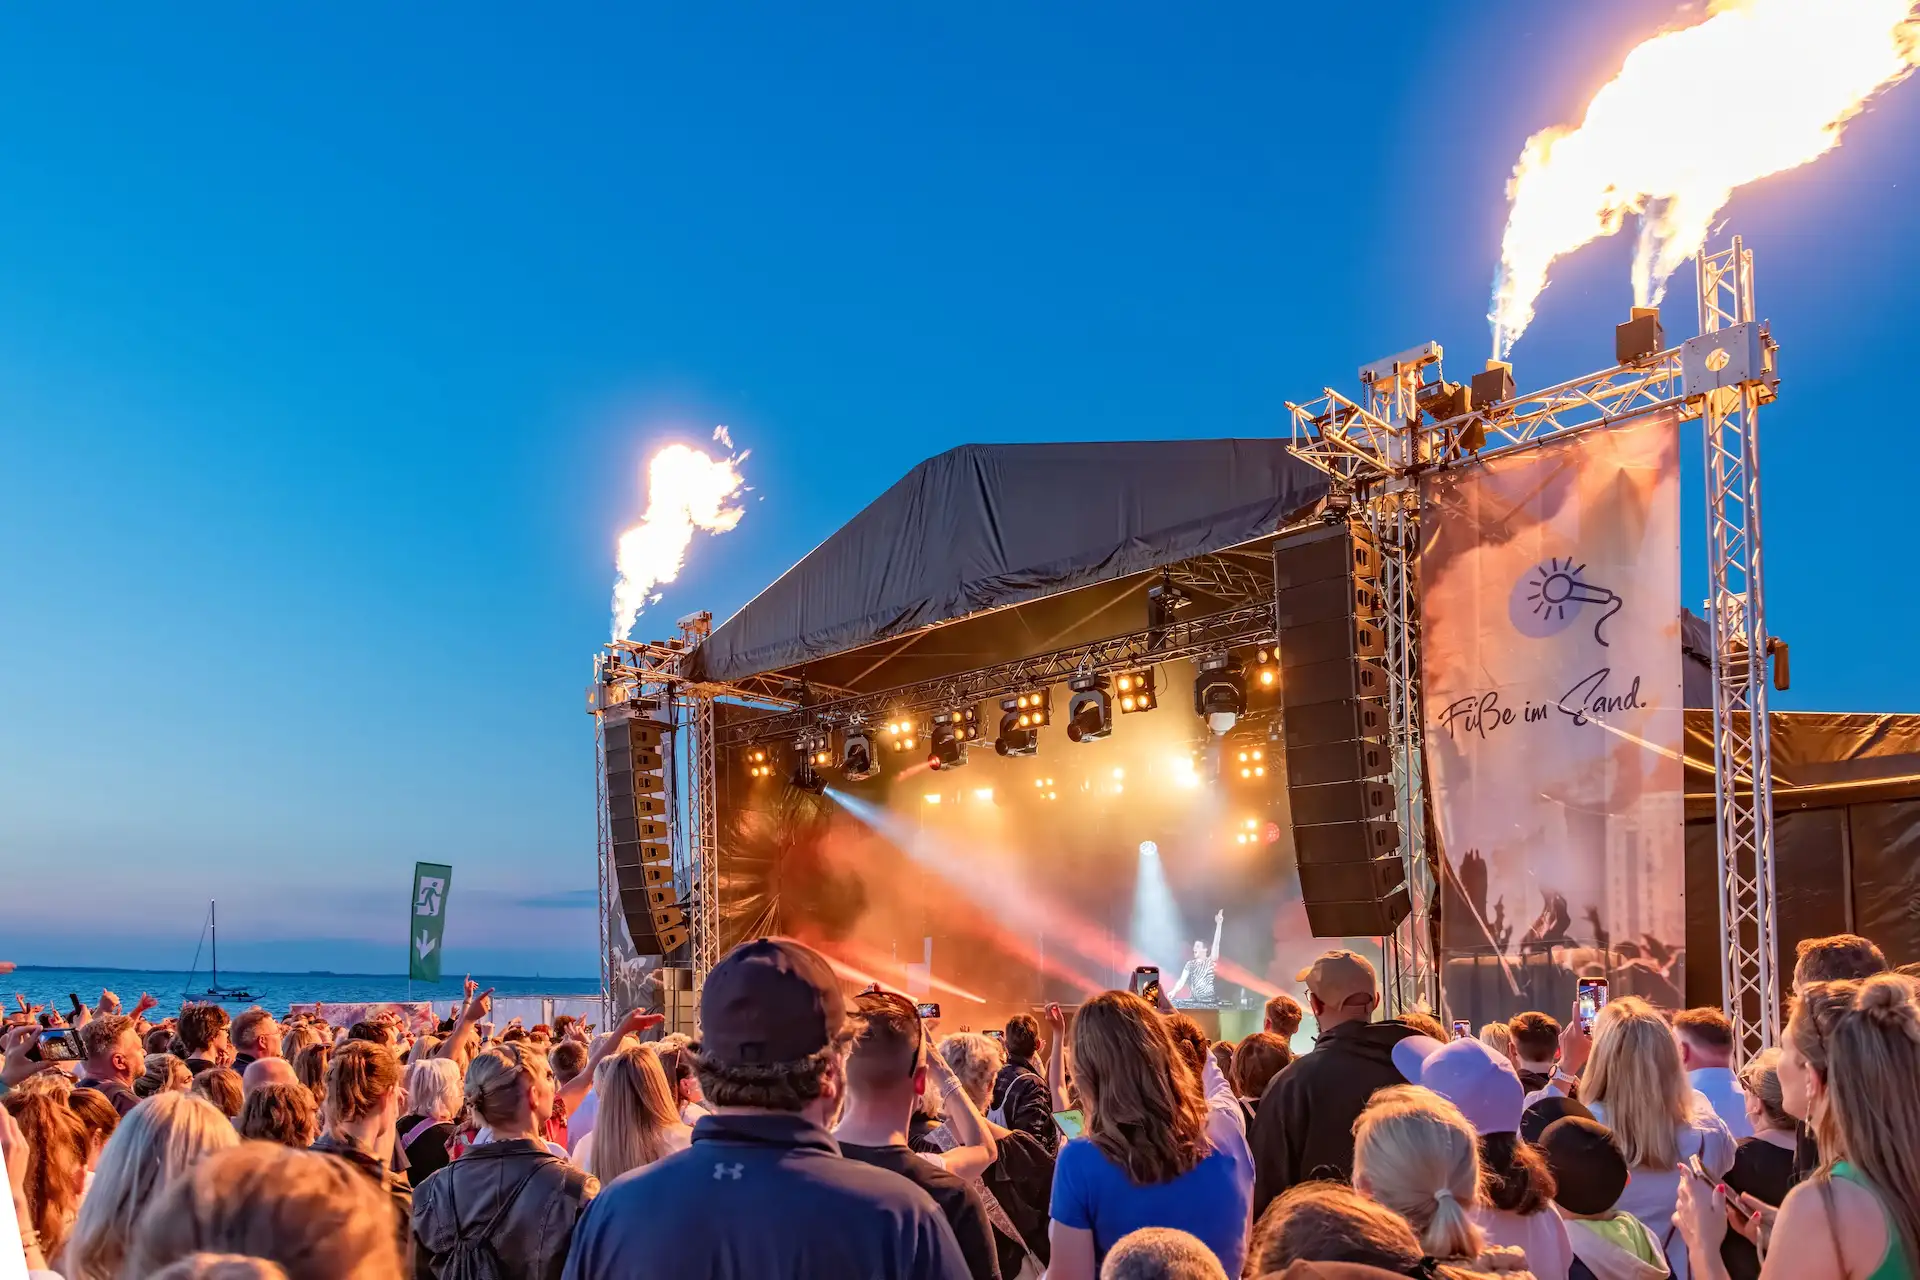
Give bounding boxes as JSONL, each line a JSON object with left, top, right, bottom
{"left": 1168, "top": 909, "right": 1224, "bottom": 1007}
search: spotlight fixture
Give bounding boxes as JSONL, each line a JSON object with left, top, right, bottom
{"left": 1233, "top": 817, "right": 1260, "bottom": 846}
{"left": 1250, "top": 647, "right": 1279, "bottom": 693}
{"left": 1233, "top": 745, "right": 1268, "bottom": 781}
{"left": 841, "top": 728, "right": 879, "bottom": 781}
{"left": 1010, "top": 689, "right": 1052, "bottom": 728}
{"left": 795, "top": 729, "right": 835, "bottom": 771}
{"left": 789, "top": 762, "right": 826, "bottom": 794}
{"left": 883, "top": 719, "right": 920, "bottom": 753}
{"left": 1032, "top": 776, "right": 1058, "bottom": 801}
{"left": 995, "top": 696, "right": 1039, "bottom": 758}
{"left": 928, "top": 711, "right": 970, "bottom": 770}
{"left": 1115, "top": 668, "right": 1158, "bottom": 714}
{"left": 746, "top": 747, "right": 775, "bottom": 780}
{"left": 1065, "top": 675, "right": 1112, "bottom": 744}
{"left": 1194, "top": 653, "right": 1245, "bottom": 735}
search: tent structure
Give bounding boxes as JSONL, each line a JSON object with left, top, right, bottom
{"left": 685, "top": 439, "right": 1330, "bottom": 693}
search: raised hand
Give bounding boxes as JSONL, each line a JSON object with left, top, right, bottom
{"left": 1215, "top": 909, "right": 1224, "bottom": 925}
{"left": 616, "top": 1008, "right": 665, "bottom": 1037}
{"left": 1560, "top": 997, "right": 1593, "bottom": 1074}
{"left": 96, "top": 990, "right": 121, "bottom": 1015}
{"left": 1045, "top": 1002, "right": 1065, "bottom": 1031}
{"left": 1, "top": 1027, "right": 54, "bottom": 1088}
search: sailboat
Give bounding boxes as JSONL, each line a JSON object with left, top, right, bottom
{"left": 183, "top": 900, "right": 253, "bottom": 1002}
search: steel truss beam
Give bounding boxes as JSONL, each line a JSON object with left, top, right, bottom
{"left": 1699, "top": 238, "right": 1781, "bottom": 1058}
{"left": 717, "top": 598, "right": 1280, "bottom": 748}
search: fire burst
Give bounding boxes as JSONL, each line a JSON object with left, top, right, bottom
{"left": 1491, "top": 0, "right": 1920, "bottom": 356}
{"left": 610, "top": 438, "right": 747, "bottom": 640}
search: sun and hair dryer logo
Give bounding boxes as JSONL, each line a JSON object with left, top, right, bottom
{"left": 1510, "top": 555, "right": 1624, "bottom": 646}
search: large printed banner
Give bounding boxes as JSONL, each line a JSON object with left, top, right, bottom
{"left": 1420, "top": 412, "right": 1686, "bottom": 1021}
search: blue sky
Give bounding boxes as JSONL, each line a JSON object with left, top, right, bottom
{"left": 1, "top": 3, "right": 1915, "bottom": 976}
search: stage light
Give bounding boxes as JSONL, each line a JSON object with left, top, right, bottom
{"left": 1234, "top": 816, "right": 1259, "bottom": 845}
{"left": 923, "top": 793, "right": 942, "bottom": 805}
{"left": 789, "top": 762, "right": 826, "bottom": 794}
{"left": 996, "top": 695, "right": 1039, "bottom": 758}
{"left": 1250, "top": 647, "right": 1279, "bottom": 693}
{"left": 1115, "top": 667, "right": 1158, "bottom": 713}
{"left": 746, "top": 747, "right": 775, "bottom": 780}
{"left": 885, "top": 718, "right": 921, "bottom": 753}
{"left": 928, "top": 712, "right": 969, "bottom": 770}
{"left": 841, "top": 729, "right": 879, "bottom": 781}
{"left": 1169, "top": 754, "right": 1202, "bottom": 789}
{"left": 1234, "top": 746, "right": 1268, "bottom": 780}
{"left": 1139, "top": 840, "right": 1158, "bottom": 858}
{"left": 972, "top": 787, "right": 994, "bottom": 803}
{"left": 1066, "top": 675, "right": 1112, "bottom": 744}
{"left": 1011, "top": 689, "right": 1052, "bottom": 728}
{"left": 1194, "top": 653, "right": 1245, "bottom": 735}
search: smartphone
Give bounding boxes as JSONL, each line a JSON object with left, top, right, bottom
{"left": 68, "top": 993, "right": 86, "bottom": 1021}
{"left": 984, "top": 1030, "right": 1005, "bottom": 1044}
{"left": 915, "top": 1002, "right": 940, "bottom": 1019}
{"left": 36, "top": 1028, "right": 82, "bottom": 1064}
{"left": 1130, "top": 966, "right": 1161, "bottom": 994}
{"left": 1685, "top": 1154, "right": 1713, "bottom": 1185}
{"left": 1451, "top": 1019, "right": 1471, "bottom": 1040}
{"left": 1576, "top": 977, "right": 1610, "bottom": 1034}
{"left": 1053, "top": 1109, "right": 1086, "bottom": 1140}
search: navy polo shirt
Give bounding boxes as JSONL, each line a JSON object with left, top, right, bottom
{"left": 562, "top": 1111, "right": 968, "bottom": 1280}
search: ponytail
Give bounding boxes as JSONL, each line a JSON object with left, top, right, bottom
{"left": 1353, "top": 1085, "right": 1487, "bottom": 1262}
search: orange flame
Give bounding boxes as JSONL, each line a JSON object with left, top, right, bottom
{"left": 611, "top": 439, "right": 747, "bottom": 639}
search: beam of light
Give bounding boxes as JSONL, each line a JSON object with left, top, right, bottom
{"left": 1490, "top": 0, "right": 1920, "bottom": 356}
{"left": 821, "top": 938, "right": 991, "bottom": 1004}
{"left": 818, "top": 954, "right": 888, "bottom": 991}
{"left": 610, "top": 441, "right": 748, "bottom": 640}
{"left": 1129, "top": 841, "right": 1186, "bottom": 979}
{"left": 827, "top": 787, "right": 1143, "bottom": 984}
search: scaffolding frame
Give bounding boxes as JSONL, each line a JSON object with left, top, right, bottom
{"left": 1283, "top": 234, "right": 1779, "bottom": 1040}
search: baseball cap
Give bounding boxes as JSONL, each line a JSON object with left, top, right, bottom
{"left": 1391, "top": 1035, "right": 1524, "bottom": 1135}
{"left": 1295, "top": 950, "right": 1379, "bottom": 1009}
{"left": 698, "top": 937, "right": 847, "bottom": 1067}
{"left": 1539, "top": 1115, "right": 1629, "bottom": 1216}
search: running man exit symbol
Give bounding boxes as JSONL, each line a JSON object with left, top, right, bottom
{"left": 408, "top": 862, "right": 454, "bottom": 983}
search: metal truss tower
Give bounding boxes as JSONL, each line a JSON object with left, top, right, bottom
{"left": 1285, "top": 235, "right": 1778, "bottom": 1039}
{"left": 1698, "top": 238, "right": 1782, "bottom": 1056}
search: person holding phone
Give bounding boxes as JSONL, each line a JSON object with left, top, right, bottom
{"left": 1167, "top": 911, "right": 1225, "bottom": 1008}
{"left": 990, "top": 1013, "right": 1057, "bottom": 1155}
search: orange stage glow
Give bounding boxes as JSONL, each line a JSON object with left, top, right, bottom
{"left": 821, "top": 939, "right": 991, "bottom": 1004}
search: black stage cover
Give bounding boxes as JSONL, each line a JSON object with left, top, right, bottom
{"left": 686, "top": 439, "right": 1328, "bottom": 684}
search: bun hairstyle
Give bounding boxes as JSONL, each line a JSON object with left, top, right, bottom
{"left": 462, "top": 1043, "right": 547, "bottom": 1130}
{"left": 149, "top": 1257, "right": 291, "bottom": 1280}
{"left": 323, "top": 1041, "right": 400, "bottom": 1127}
{"left": 1736, "top": 1047, "right": 1794, "bottom": 1132}
{"left": 1792, "top": 974, "right": 1920, "bottom": 1275}
{"left": 1353, "top": 1085, "right": 1486, "bottom": 1262}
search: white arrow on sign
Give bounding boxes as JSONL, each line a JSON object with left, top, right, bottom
{"left": 415, "top": 931, "right": 438, "bottom": 960}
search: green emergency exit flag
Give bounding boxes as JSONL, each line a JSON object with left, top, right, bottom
{"left": 409, "top": 862, "right": 453, "bottom": 982}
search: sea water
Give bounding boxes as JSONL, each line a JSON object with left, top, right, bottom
{"left": 5, "top": 965, "right": 598, "bottom": 1021}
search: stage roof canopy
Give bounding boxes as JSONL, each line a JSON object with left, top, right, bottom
{"left": 685, "top": 439, "right": 1328, "bottom": 690}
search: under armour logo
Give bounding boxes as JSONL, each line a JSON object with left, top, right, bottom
{"left": 712, "top": 1162, "right": 744, "bottom": 1180}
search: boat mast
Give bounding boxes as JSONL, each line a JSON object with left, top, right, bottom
{"left": 210, "top": 899, "right": 218, "bottom": 993}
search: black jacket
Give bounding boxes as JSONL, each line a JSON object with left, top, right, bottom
{"left": 988, "top": 1059, "right": 1056, "bottom": 1155}
{"left": 411, "top": 1138, "right": 596, "bottom": 1280}
{"left": 1250, "top": 1018, "right": 1419, "bottom": 1221}
{"left": 561, "top": 1112, "right": 968, "bottom": 1280}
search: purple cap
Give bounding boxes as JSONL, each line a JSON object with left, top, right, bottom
{"left": 698, "top": 938, "right": 847, "bottom": 1067}
{"left": 1392, "top": 1034, "right": 1525, "bottom": 1135}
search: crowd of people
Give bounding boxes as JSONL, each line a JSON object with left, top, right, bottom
{"left": 0, "top": 928, "right": 1916, "bottom": 1280}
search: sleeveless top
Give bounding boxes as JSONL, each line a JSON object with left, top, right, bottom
{"left": 1829, "top": 1161, "right": 1915, "bottom": 1280}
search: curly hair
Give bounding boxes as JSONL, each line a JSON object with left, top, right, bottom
{"left": 1264, "top": 993, "right": 1304, "bottom": 1039}
{"left": 1071, "top": 991, "right": 1211, "bottom": 1186}
{"left": 3, "top": 1093, "right": 87, "bottom": 1260}
{"left": 128, "top": 1143, "right": 403, "bottom": 1280}
{"left": 1231, "top": 1032, "right": 1292, "bottom": 1100}
{"left": 237, "top": 1084, "right": 319, "bottom": 1149}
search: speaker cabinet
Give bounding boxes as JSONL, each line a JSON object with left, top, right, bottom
{"left": 603, "top": 715, "right": 689, "bottom": 957}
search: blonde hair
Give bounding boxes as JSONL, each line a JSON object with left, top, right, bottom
{"left": 1581, "top": 996, "right": 1690, "bottom": 1169}
{"left": 127, "top": 1143, "right": 404, "bottom": 1280}
{"left": 1477, "top": 1024, "right": 1514, "bottom": 1059}
{"left": 586, "top": 1046, "right": 684, "bottom": 1183}
{"left": 1248, "top": 1182, "right": 1500, "bottom": 1280}
{"left": 403, "top": 1058, "right": 462, "bottom": 1123}
{"left": 1737, "top": 1047, "right": 1793, "bottom": 1132}
{"left": 1352, "top": 1086, "right": 1485, "bottom": 1261}
{"left": 67, "top": 1092, "right": 240, "bottom": 1280}
{"left": 1070, "top": 991, "right": 1211, "bottom": 1186}
{"left": 1791, "top": 975, "right": 1920, "bottom": 1274}
{"left": 137, "top": 1055, "right": 192, "bottom": 1098}
{"left": 463, "top": 1043, "right": 549, "bottom": 1130}
{"left": 938, "top": 1032, "right": 1006, "bottom": 1109}
{"left": 280, "top": 1024, "right": 323, "bottom": 1061}
{"left": 2, "top": 1093, "right": 87, "bottom": 1261}
{"left": 191, "top": 1068, "right": 244, "bottom": 1119}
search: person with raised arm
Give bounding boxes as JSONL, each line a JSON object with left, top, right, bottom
{"left": 1168, "top": 911, "right": 1224, "bottom": 1007}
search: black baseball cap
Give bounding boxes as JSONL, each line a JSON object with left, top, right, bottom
{"left": 698, "top": 938, "right": 847, "bottom": 1067}
{"left": 1540, "top": 1115, "right": 1629, "bottom": 1216}
{"left": 1520, "top": 1093, "right": 1593, "bottom": 1146}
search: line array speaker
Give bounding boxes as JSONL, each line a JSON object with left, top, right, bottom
{"left": 604, "top": 715, "right": 690, "bottom": 957}
{"left": 1274, "top": 522, "right": 1411, "bottom": 939}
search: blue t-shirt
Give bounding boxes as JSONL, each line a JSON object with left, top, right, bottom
{"left": 1048, "top": 1131, "right": 1254, "bottom": 1276}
